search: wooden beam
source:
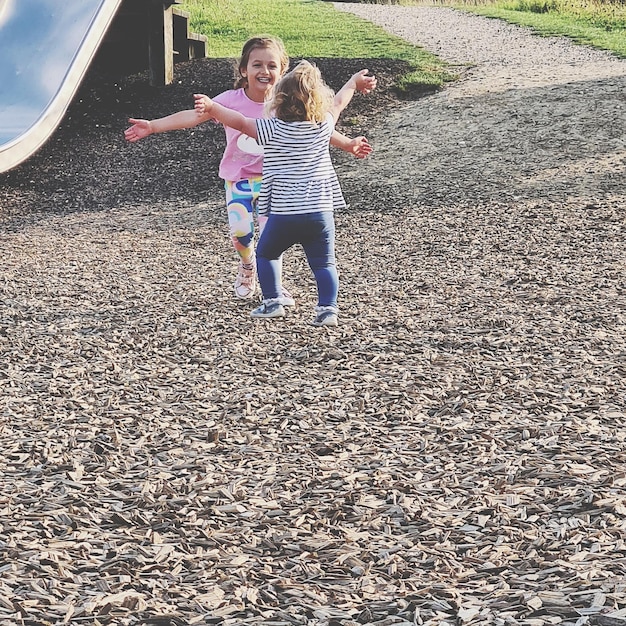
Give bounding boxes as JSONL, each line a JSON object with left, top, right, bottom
{"left": 148, "top": 2, "right": 174, "bottom": 86}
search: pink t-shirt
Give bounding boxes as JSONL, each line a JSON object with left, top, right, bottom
{"left": 213, "top": 88, "right": 265, "bottom": 183}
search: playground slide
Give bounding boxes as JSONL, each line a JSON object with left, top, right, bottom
{"left": 0, "top": 0, "right": 123, "bottom": 173}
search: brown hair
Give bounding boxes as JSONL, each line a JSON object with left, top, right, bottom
{"left": 268, "top": 60, "right": 334, "bottom": 124}
{"left": 234, "top": 36, "right": 289, "bottom": 89}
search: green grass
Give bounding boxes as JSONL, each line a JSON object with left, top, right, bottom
{"left": 178, "top": 0, "right": 456, "bottom": 91}
{"left": 178, "top": 0, "right": 626, "bottom": 91}
{"left": 446, "top": 0, "right": 626, "bottom": 57}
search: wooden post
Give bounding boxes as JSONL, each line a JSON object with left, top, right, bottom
{"left": 173, "top": 7, "right": 190, "bottom": 63}
{"left": 148, "top": 1, "right": 174, "bottom": 86}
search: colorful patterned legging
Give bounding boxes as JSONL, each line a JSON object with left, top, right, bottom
{"left": 224, "top": 177, "right": 265, "bottom": 265}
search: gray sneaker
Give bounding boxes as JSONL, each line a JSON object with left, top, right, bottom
{"left": 312, "top": 305, "right": 338, "bottom": 327}
{"left": 251, "top": 299, "right": 285, "bottom": 319}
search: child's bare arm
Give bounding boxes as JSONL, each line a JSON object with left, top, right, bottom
{"left": 330, "top": 131, "right": 373, "bottom": 159}
{"left": 124, "top": 109, "right": 210, "bottom": 142}
{"left": 330, "top": 70, "right": 377, "bottom": 121}
{"left": 194, "top": 94, "right": 258, "bottom": 139}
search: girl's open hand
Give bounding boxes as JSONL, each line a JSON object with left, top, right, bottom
{"left": 193, "top": 93, "right": 212, "bottom": 116}
{"left": 353, "top": 70, "right": 377, "bottom": 94}
{"left": 124, "top": 118, "right": 152, "bottom": 142}
{"left": 350, "top": 136, "right": 373, "bottom": 159}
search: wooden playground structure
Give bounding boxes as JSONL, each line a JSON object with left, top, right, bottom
{"left": 97, "top": 0, "right": 208, "bottom": 86}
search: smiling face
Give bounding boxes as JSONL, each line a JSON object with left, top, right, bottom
{"left": 240, "top": 45, "right": 287, "bottom": 103}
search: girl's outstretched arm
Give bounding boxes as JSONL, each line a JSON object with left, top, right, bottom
{"left": 124, "top": 109, "right": 210, "bottom": 142}
{"left": 330, "top": 131, "right": 373, "bottom": 159}
{"left": 194, "top": 94, "right": 258, "bottom": 139}
{"left": 330, "top": 70, "right": 377, "bottom": 121}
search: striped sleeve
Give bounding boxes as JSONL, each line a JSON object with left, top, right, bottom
{"left": 255, "top": 118, "right": 275, "bottom": 146}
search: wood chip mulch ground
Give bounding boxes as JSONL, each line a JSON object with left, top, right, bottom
{"left": 1, "top": 8, "right": 626, "bottom": 626}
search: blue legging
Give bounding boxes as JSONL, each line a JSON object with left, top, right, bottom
{"left": 256, "top": 211, "right": 338, "bottom": 308}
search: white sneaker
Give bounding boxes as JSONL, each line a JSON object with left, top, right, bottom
{"left": 312, "top": 305, "right": 338, "bottom": 327}
{"left": 234, "top": 262, "right": 256, "bottom": 299}
{"left": 278, "top": 286, "right": 295, "bottom": 307}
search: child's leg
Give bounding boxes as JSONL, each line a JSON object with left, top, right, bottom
{"left": 255, "top": 214, "right": 297, "bottom": 301}
{"left": 225, "top": 179, "right": 260, "bottom": 265}
{"left": 225, "top": 178, "right": 261, "bottom": 299}
{"left": 301, "top": 212, "right": 339, "bottom": 309}
{"left": 257, "top": 212, "right": 294, "bottom": 306}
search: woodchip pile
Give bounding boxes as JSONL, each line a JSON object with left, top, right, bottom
{"left": 1, "top": 4, "right": 625, "bottom": 625}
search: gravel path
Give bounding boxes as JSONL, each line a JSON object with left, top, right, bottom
{"left": 1, "top": 6, "right": 626, "bottom": 625}
{"left": 334, "top": 3, "right": 626, "bottom": 207}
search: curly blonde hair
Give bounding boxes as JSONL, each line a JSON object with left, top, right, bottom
{"left": 267, "top": 60, "right": 334, "bottom": 123}
{"left": 234, "top": 36, "right": 289, "bottom": 89}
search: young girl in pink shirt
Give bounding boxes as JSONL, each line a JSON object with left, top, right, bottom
{"left": 125, "top": 36, "right": 371, "bottom": 303}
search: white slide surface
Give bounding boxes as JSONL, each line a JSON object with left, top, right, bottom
{"left": 0, "top": 0, "right": 123, "bottom": 172}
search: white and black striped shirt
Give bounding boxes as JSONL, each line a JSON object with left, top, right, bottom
{"left": 255, "top": 113, "right": 346, "bottom": 216}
